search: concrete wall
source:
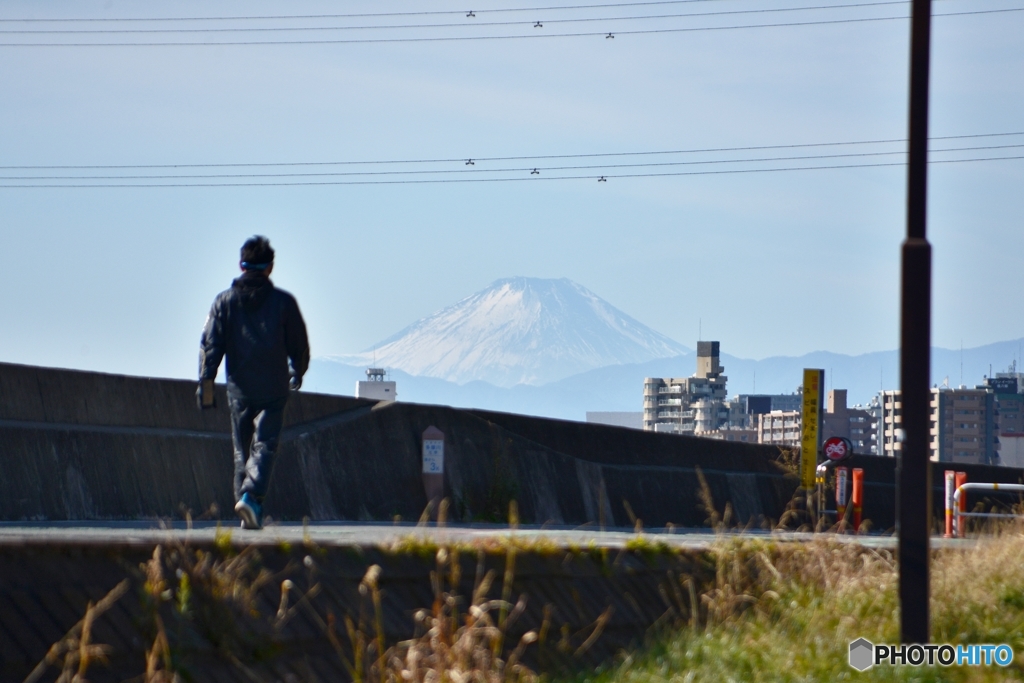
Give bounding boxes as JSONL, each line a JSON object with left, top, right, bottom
{"left": 3, "top": 362, "right": 1023, "bottom": 529}
{"left": 0, "top": 537, "right": 717, "bottom": 681}
{"left": 0, "top": 361, "right": 368, "bottom": 431}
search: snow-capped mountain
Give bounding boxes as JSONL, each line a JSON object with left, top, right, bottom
{"left": 330, "top": 277, "right": 689, "bottom": 387}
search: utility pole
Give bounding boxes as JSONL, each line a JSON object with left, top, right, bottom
{"left": 898, "top": 0, "right": 933, "bottom": 646}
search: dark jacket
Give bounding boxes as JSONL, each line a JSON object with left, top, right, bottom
{"left": 199, "top": 272, "right": 309, "bottom": 401}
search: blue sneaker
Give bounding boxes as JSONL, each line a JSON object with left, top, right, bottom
{"left": 234, "top": 493, "right": 263, "bottom": 530}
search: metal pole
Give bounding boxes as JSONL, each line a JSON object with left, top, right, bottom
{"left": 898, "top": 0, "right": 933, "bottom": 646}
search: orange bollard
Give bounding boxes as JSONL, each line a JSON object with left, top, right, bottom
{"left": 852, "top": 468, "right": 864, "bottom": 533}
{"left": 955, "top": 472, "right": 967, "bottom": 512}
{"left": 955, "top": 471, "right": 967, "bottom": 537}
{"left": 836, "top": 467, "right": 849, "bottom": 530}
{"left": 944, "top": 470, "right": 955, "bottom": 538}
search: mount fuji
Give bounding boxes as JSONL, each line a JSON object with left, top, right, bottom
{"left": 328, "top": 277, "right": 689, "bottom": 387}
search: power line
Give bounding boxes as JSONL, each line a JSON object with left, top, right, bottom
{"left": 0, "top": 2, "right": 912, "bottom": 34}
{"left": 3, "top": 131, "right": 1020, "bottom": 171}
{"left": 2, "top": 155, "right": 1020, "bottom": 188}
{"left": 4, "top": 143, "right": 1021, "bottom": 181}
{"left": 0, "top": 0, "right": 751, "bottom": 23}
{"left": 1, "top": 7, "right": 1019, "bottom": 46}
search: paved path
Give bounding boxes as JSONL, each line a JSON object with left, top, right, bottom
{"left": 0, "top": 521, "right": 979, "bottom": 550}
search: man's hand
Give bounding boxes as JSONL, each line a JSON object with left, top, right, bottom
{"left": 196, "top": 379, "right": 216, "bottom": 410}
{"left": 289, "top": 374, "right": 302, "bottom": 392}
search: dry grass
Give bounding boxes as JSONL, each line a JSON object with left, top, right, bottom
{"left": 28, "top": 497, "right": 1024, "bottom": 683}
{"left": 569, "top": 523, "right": 1024, "bottom": 683}
{"left": 23, "top": 504, "right": 551, "bottom": 683}
{"left": 357, "top": 548, "right": 541, "bottom": 683}
{"left": 336, "top": 505, "right": 545, "bottom": 683}
{"left": 22, "top": 580, "right": 129, "bottom": 683}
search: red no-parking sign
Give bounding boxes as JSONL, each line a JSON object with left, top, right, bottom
{"left": 823, "top": 436, "right": 853, "bottom": 462}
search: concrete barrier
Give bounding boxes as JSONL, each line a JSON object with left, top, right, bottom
{"left": 0, "top": 533, "right": 717, "bottom": 681}
{"left": 3, "top": 362, "right": 1023, "bottom": 528}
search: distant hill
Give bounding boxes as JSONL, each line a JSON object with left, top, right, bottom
{"left": 306, "top": 338, "right": 1024, "bottom": 422}
{"left": 328, "top": 277, "right": 689, "bottom": 387}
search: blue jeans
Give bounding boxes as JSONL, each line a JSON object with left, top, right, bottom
{"left": 229, "top": 394, "right": 287, "bottom": 502}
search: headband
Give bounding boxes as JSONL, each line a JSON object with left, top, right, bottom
{"left": 241, "top": 261, "right": 271, "bottom": 271}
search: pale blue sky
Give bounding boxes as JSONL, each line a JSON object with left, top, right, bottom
{"left": 1, "top": 0, "right": 1022, "bottom": 381}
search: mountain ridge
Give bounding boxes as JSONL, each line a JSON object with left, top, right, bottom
{"left": 330, "top": 276, "right": 689, "bottom": 387}
{"left": 306, "top": 337, "right": 1024, "bottom": 421}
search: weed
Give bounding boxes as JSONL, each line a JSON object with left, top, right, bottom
{"left": 23, "top": 580, "right": 129, "bottom": 683}
{"left": 565, "top": 524, "right": 1024, "bottom": 682}
{"left": 339, "top": 514, "right": 543, "bottom": 683}
{"left": 624, "top": 536, "right": 676, "bottom": 564}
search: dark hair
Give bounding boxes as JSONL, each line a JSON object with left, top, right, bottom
{"left": 240, "top": 235, "right": 275, "bottom": 268}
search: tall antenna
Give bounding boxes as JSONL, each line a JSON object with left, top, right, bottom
{"left": 699, "top": 318, "right": 702, "bottom": 342}
{"left": 960, "top": 340, "right": 963, "bottom": 387}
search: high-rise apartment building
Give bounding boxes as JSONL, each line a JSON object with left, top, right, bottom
{"left": 643, "top": 341, "right": 728, "bottom": 434}
{"left": 877, "top": 387, "right": 999, "bottom": 465}
{"left": 989, "top": 375, "right": 1024, "bottom": 435}
{"left": 988, "top": 372, "right": 1023, "bottom": 467}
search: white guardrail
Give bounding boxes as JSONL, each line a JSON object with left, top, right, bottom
{"left": 951, "top": 482, "right": 1024, "bottom": 538}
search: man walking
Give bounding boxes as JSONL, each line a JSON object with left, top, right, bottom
{"left": 197, "top": 236, "right": 309, "bottom": 529}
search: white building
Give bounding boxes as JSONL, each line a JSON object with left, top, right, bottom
{"left": 356, "top": 367, "right": 397, "bottom": 402}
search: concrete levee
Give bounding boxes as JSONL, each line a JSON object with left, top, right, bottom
{"left": 3, "top": 362, "right": 1023, "bottom": 529}
{"left": 0, "top": 534, "right": 718, "bottom": 682}
{"left": 470, "top": 408, "right": 787, "bottom": 471}
{"left": 0, "top": 361, "right": 370, "bottom": 430}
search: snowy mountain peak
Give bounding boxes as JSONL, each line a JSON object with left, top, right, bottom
{"left": 332, "top": 277, "right": 689, "bottom": 387}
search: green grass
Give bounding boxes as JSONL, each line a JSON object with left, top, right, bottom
{"left": 566, "top": 530, "right": 1024, "bottom": 683}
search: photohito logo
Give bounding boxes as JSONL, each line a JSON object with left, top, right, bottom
{"left": 849, "top": 639, "right": 1014, "bottom": 671}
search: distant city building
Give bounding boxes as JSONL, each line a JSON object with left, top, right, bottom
{"left": 989, "top": 374, "right": 1024, "bottom": 436}
{"left": 586, "top": 411, "right": 643, "bottom": 430}
{"left": 863, "top": 395, "right": 883, "bottom": 455}
{"left": 730, "top": 393, "right": 804, "bottom": 431}
{"left": 757, "top": 411, "right": 802, "bottom": 448}
{"left": 987, "top": 370, "right": 1023, "bottom": 467}
{"left": 703, "top": 428, "right": 759, "bottom": 443}
{"left": 734, "top": 393, "right": 803, "bottom": 416}
{"left": 876, "top": 386, "right": 999, "bottom": 465}
{"left": 756, "top": 389, "right": 874, "bottom": 454}
{"left": 1001, "top": 435, "right": 1024, "bottom": 468}
{"left": 821, "top": 390, "right": 877, "bottom": 455}
{"left": 355, "top": 367, "right": 397, "bottom": 401}
{"left": 994, "top": 361, "right": 1024, "bottom": 389}
{"left": 643, "top": 341, "right": 728, "bottom": 434}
